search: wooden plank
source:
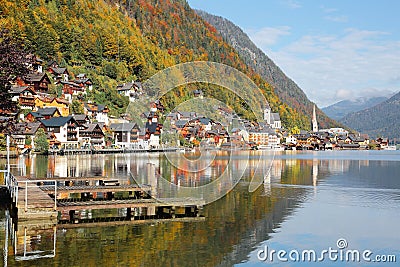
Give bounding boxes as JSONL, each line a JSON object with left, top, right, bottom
{"left": 16, "top": 177, "right": 57, "bottom": 220}
{"left": 40, "top": 184, "right": 151, "bottom": 194}
{"left": 18, "top": 176, "right": 112, "bottom": 181}
{"left": 57, "top": 198, "right": 205, "bottom": 211}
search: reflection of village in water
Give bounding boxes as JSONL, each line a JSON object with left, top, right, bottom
{"left": 0, "top": 152, "right": 378, "bottom": 265}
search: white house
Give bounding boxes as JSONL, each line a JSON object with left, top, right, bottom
{"left": 41, "top": 116, "right": 80, "bottom": 149}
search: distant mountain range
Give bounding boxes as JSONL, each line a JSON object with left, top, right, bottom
{"left": 322, "top": 96, "right": 388, "bottom": 121}
{"left": 195, "top": 10, "right": 341, "bottom": 129}
{"left": 340, "top": 92, "right": 400, "bottom": 139}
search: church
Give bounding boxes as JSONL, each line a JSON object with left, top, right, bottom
{"left": 312, "top": 104, "right": 318, "bottom": 132}
{"left": 263, "top": 102, "right": 281, "bottom": 129}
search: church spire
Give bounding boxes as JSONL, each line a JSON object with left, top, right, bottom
{"left": 312, "top": 104, "right": 318, "bottom": 132}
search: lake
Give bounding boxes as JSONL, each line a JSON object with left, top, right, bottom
{"left": 0, "top": 150, "right": 399, "bottom": 266}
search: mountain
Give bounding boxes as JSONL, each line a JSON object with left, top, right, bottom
{"left": 322, "top": 96, "right": 388, "bottom": 121}
{"left": 340, "top": 92, "right": 400, "bottom": 139}
{"left": 123, "top": 0, "right": 310, "bottom": 129}
{"left": 1, "top": 0, "right": 326, "bottom": 130}
{"left": 195, "top": 9, "right": 341, "bottom": 129}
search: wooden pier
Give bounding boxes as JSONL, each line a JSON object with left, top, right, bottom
{"left": 5, "top": 174, "right": 204, "bottom": 224}
{"left": 15, "top": 177, "right": 58, "bottom": 221}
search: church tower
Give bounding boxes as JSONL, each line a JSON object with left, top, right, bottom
{"left": 264, "top": 102, "right": 271, "bottom": 125}
{"left": 312, "top": 104, "right": 318, "bottom": 132}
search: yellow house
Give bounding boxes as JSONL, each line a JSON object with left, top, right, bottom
{"left": 35, "top": 96, "right": 70, "bottom": 116}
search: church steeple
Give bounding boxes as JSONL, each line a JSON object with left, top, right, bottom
{"left": 312, "top": 104, "right": 318, "bottom": 132}
{"left": 264, "top": 102, "right": 271, "bottom": 125}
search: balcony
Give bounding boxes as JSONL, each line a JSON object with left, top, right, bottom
{"left": 19, "top": 97, "right": 35, "bottom": 107}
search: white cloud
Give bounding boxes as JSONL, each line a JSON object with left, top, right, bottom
{"left": 252, "top": 28, "right": 400, "bottom": 107}
{"left": 283, "top": 0, "right": 301, "bottom": 9}
{"left": 335, "top": 89, "right": 353, "bottom": 99}
{"left": 247, "top": 26, "right": 291, "bottom": 47}
{"left": 324, "top": 15, "right": 348, "bottom": 23}
{"left": 321, "top": 7, "right": 338, "bottom": 13}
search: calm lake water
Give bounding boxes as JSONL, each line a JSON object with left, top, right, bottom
{"left": 0, "top": 150, "right": 399, "bottom": 266}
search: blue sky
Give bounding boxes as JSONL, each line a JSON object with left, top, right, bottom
{"left": 187, "top": 0, "right": 400, "bottom": 107}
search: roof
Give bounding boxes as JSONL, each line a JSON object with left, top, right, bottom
{"left": 28, "top": 112, "right": 44, "bottom": 119}
{"left": 198, "top": 117, "right": 212, "bottom": 125}
{"left": 175, "top": 120, "right": 188, "bottom": 128}
{"left": 84, "top": 102, "right": 108, "bottom": 113}
{"left": 54, "top": 98, "right": 69, "bottom": 105}
{"left": 145, "top": 121, "right": 158, "bottom": 134}
{"left": 61, "top": 81, "right": 82, "bottom": 88}
{"left": 74, "top": 78, "right": 92, "bottom": 85}
{"left": 41, "top": 116, "right": 75, "bottom": 127}
{"left": 9, "top": 86, "right": 35, "bottom": 95}
{"left": 50, "top": 67, "right": 68, "bottom": 75}
{"left": 47, "top": 60, "right": 58, "bottom": 67}
{"left": 116, "top": 82, "right": 134, "bottom": 91}
{"left": 81, "top": 123, "right": 103, "bottom": 133}
{"left": 272, "top": 113, "right": 280, "bottom": 121}
{"left": 179, "top": 111, "right": 196, "bottom": 119}
{"left": 24, "top": 72, "right": 49, "bottom": 83}
{"left": 24, "top": 122, "right": 43, "bottom": 134}
{"left": 73, "top": 114, "right": 89, "bottom": 121}
{"left": 37, "top": 107, "right": 59, "bottom": 116}
{"left": 110, "top": 123, "right": 136, "bottom": 132}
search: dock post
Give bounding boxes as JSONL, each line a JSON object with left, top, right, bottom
{"left": 54, "top": 180, "right": 57, "bottom": 211}
{"left": 6, "top": 135, "right": 10, "bottom": 188}
{"left": 127, "top": 207, "right": 132, "bottom": 220}
{"left": 25, "top": 181, "right": 28, "bottom": 212}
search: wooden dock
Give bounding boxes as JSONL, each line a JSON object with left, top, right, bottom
{"left": 16, "top": 177, "right": 58, "bottom": 221}
{"left": 9, "top": 175, "right": 204, "bottom": 224}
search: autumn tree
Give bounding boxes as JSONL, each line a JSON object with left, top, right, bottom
{"left": 0, "top": 29, "right": 32, "bottom": 115}
{"left": 70, "top": 100, "right": 84, "bottom": 114}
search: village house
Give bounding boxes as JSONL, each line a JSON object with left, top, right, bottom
{"left": 116, "top": 81, "right": 142, "bottom": 102}
{"left": 84, "top": 102, "right": 110, "bottom": 125}
{"left": 145, "top": 119, "right": 162, "bottom": 149}
{"left": 11, "top": 122, "right": 46, "bottom": 150}
{"left": 25, "top": 107, "right": 62, "bottom": 122}
{"left": 26, "top": 54, "right": 44, "bottom": 74}
{"left": 193, "top": 89, "right": 203, "bottom": 98}
{"left": 61, "top": 80, "right": 87, "bottom": 96}
{"left": 33, "top": 107, "right": 61, "bottom": 120}
{"left": 110, "top": 123, "right": 144, "bottom": 149}
{"left": 9, "top": 86, "right": 37, "bottom": 110}
{"left": 79, "top": 123, "right": 105, "bottom": 148}
{"left": 73, "top": 114, "right": 91, "bottom": 125}
{"left": 74, "top": 74, "right": 93, "bottom": 91}
{"left": 248, "top": 128, "right": 276, "bottom": 148}
{"left": 34, "top": 95, "right": 70, "bottom": 116}
{"left": 48, "top": 67, "right": 69, "bottom": 83}
{"left": 23, "top": 72, "right": 51, "bottom": 93}
{"left": 26, "top": 111, "right": 44, "bottom": 122}
{"left": 41, "top": 116, "right": 80, "bottom": 149}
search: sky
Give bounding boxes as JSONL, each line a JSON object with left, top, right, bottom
{"left": 187, "top": 0, "right": 400, "bottom": 107}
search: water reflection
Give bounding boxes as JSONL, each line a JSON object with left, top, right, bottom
{"left": 0, "top": 151, "right": 399, "bottom": 266}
